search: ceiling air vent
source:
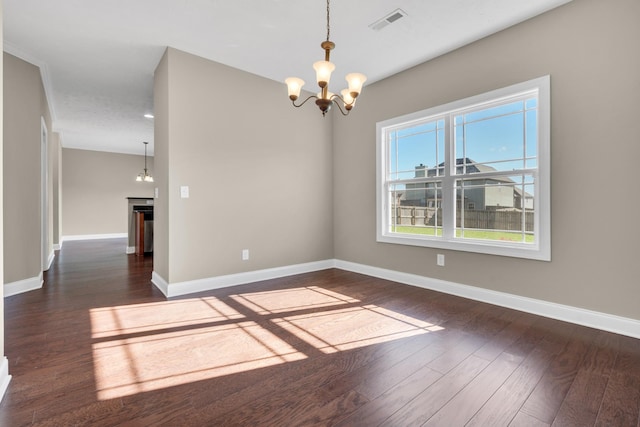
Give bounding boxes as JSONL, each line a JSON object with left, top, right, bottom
{"left": 369, "top": 9, "right": 407, "bottom": 31}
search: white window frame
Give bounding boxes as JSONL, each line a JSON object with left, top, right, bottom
{"left": 376, "top": 76, "right": 551, "bottom": 261}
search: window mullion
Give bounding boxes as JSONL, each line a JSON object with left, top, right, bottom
{"left": 441, "top": 114, "right": 455, "bottom": 239}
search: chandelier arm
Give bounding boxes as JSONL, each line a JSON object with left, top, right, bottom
{"left": 329, "top": 94, "right": 353, "bottom": 116}
{"left": 331, "top": 100, "right": 350, "bottom": 116}
{"left": 291, "top": 95, "right": 318, "bottom": 108}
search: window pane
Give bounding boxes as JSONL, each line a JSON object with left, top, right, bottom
{"left": 455, "top": 175, "right": 535, "bottom": 243}
{"left": 388, "top": 118, "right": 445, "bottom": 181}
{"left": 389, "top": 182, "right": 442, "bottom": 236}
{"left": 454, "top": 98, "right": 541, "bottom": 174}
{"left": 455, "top": 113, "right": 525, "bottom": 172}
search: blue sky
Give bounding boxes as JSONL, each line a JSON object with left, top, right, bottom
{"left": 389, "top": 98, "right": 538, "bottom": 181}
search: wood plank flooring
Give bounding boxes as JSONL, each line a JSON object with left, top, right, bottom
{"left": 1, "top": 238, "right": 639, "bottom": 426}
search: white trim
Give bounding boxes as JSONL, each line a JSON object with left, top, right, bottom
{"left": 46, "top": 251, "right": 55, "bottom": 271}
{"left": 152, "top": 260, "right": 336, "bottom": 298}
{"left": 62, "top": 233, "right": 127, "bottom": 242}
{"left": 0, "top": 357, "right": 12, "bottom": 403}
{"left": 151, "top": 271, "right": 169, "bottom": 297}
{"left": 53, "top": 243, "right": 62, "bottom": 250}
{"left": 126, "top": 246, "right": 136, "bottom": 254}
{"left": 334, "top": 260, "right": 640, "bottom": 340}
{"left": 4, "top": 273, "right": 44, "bottom": 297}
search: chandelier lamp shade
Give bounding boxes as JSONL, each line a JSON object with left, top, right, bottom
{"left": 285, "top": 0, "right": 367, "bottom": 117}
{"left": 136, "top": 141, "right": 154, "bottom": 182}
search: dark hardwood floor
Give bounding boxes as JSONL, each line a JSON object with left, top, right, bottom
{"left": 1, "top": 239, "right": 639, "bottom": 426}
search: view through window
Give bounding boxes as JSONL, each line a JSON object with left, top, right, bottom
{"left": 377, "top": 76, "right": 550, "bottom": 260}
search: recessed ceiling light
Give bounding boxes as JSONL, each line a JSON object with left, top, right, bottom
{"left": 144, "top": 113, "right": 154, "bottom": 119}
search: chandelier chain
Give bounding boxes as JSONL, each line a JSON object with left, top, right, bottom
{"left": 326, "top": 0, "right": 330, "bottom": 41}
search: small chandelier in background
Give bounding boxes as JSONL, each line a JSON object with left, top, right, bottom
{"left": 285, "top": 0, "right": 367, "bottom": 117}
{"left": 136, "top": 141, "right": 154, "bottom": 182}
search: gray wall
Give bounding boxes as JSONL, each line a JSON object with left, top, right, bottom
{"left": 1, "top": 0, "right": 5, "bottom": 366}
{"left": 333, "top": 0, "right": 640, "bottom": 320}
{"left": 3, "top": 53, "right": 50, "bottom": 284}
{"left": 154, "top": 48, "right": 334, "bottom": 284}
{"left": 61, "top": 148, "right": 154, "bottom": 236}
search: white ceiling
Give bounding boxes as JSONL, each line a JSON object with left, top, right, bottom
{"left": 3, "top": 0, "right": 572, "bottom": 156}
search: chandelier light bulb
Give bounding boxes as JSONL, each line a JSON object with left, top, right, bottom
{"left": 346, "top": 73, "right": 367, "bottom": 98}
{"left": 313, "top": 60, "right": 335, "bottom": 88}
{"left": 285, "top": 77, "right": 305, "bottom": 100}
{"left": 341, "top": 89, "right": 355, "bottom": 110}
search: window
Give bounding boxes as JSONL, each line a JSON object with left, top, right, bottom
{"left": 376, "top": 76, "right": 550, "bottom": 261}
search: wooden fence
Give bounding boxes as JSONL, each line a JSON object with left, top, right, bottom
{"left": 393, "top": 206, "right": 534, "bottom": 232}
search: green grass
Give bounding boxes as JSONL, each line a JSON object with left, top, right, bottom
{"left": 391, "top": 226, "right": 534, "bottom": 243}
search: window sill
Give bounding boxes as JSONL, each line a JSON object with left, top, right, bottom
{"left": 377, "top": 232, "right": 550, "bottom": 261}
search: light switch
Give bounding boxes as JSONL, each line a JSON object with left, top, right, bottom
{"left": 180, "top": 186, "right": 189, "bottom": 198}
{"left": 154, "top": 188, "right": 159, "bottom": 199}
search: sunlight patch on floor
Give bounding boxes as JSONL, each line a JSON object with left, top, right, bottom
{"left": 92, "top": 319, "right": 305, "bottom": 400}
{"left": 272, "top": 304, "right": 444, "bottom": 354}
{"left": 90, "top": 287, "right": 443, "bottom": 400}
{"left": 230, "top": 285, "right": 360, "bottom": 315}
{"left": 90, "top": 297, "right": 244, "bottom": 339}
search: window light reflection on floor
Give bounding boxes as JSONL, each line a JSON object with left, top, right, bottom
{"left": 271, "top": 305, "right": 444, "bottom": 354}
{"left": 90, "top": 287, "right": 444, "bottom": 400}
{"left": 229, "top": 285, "right": 361, "bottom": 315}
{"left": 90, "top": 297, "right": 245, "bottom": 339}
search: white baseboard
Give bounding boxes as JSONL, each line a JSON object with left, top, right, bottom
{"left": 0, "top": 357, "right": 11, "bottom": 403}
{"left": 53, "top": 243, "right": 61, "bottom": 250}
{"left": 45, "top": 251, "right": 55, "bottom": 271}
{"left": 4, "top": 273, "right": 43, "bottom": 297}
{"left": 151, "top": 271, "right": 169, "bottom": 296}
{"left": 151, "top": 259, "right": 335, "bottom": 298}
{"left": 126, "top": 246, "right": 136, "bottom": 254}
{"left": 62, "top": 233, "right": 127, "bottom": 242}
{"left": 150, "top": 258, "right": 639, "bottom": 339}
{"left": 335, "top": 260, "right": 640, "bottom": 340}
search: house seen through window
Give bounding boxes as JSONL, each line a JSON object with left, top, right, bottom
{"left": 376, "top": 76, "right": 550, "bottom": 260}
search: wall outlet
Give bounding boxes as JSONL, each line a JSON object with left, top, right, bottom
{"left": 242, "top": 249, "right": 249, "bottom": 261}
{"left": 180, "top": 186, "right": 189, "bottom": 198}
{"left": 437, "top": 254, "right": 445, "bottom": 266}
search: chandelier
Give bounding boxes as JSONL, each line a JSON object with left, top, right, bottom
{"left": 136, "top": 141, "right": 154, "bottom": 182}
{"left": 285, "top": 0, "right": 367, "bottom": 117}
